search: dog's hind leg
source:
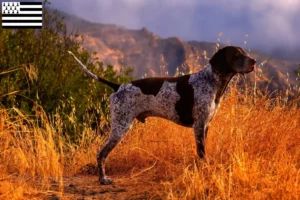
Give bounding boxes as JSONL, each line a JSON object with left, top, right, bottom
{"left": 97, "top": 113, "right": 134, "bottom": 185}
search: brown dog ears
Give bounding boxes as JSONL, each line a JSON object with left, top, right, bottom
{"left": 209, "top": 48, "right": 229, "bottom": 73}
{"left": 209, "top": 48, "right": 225, "bottom": 67}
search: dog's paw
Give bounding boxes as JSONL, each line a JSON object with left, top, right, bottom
{"left": 99, "top": 176, "right": 113, "bottom": 185}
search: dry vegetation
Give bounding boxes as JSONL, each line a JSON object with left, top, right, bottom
{"left": 0, "top": 83, "right": 299, "bottom": 199}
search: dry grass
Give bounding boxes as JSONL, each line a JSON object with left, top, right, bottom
{"left": 0, "top": 86, "right": 299, "bottom": 199}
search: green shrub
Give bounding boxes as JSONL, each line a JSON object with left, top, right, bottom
{"left": 0, "top": 1, "right": 133, "bottom": 139}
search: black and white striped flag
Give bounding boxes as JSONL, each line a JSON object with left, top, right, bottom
{"left": 2, "top": 2, "right": 43, "bottom": 29}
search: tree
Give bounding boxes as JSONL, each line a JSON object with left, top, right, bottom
{"left": 0, "top": 1, "right": 133, "bottom": 138}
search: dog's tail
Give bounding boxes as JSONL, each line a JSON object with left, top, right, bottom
{"left": 68, "top": 51, "right": 120, "bottom": 92}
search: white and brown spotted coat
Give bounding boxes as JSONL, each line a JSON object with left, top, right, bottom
{"left": 68, "top": 46, "right": 256, "bottom": 184}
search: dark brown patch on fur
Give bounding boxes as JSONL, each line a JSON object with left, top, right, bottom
{"left": 131, "top": 75, "right": 194, "bottom": 126}
{"left": 175, "top": 75, "right": 194, "bottom": 126}
{"left": 209, "top": 48, "right": 231, "bottom": 74}
{"left": 210, "top": 46, "right": 247, "bottom": 104}
{"left": 131, "top": 77, "right": 178, "bottom": 96}
{"left": 210, "top": 48, "right": 236, "bottom": 104}
{"left": 210, "top": 46, "right": 245, "bottom": 74}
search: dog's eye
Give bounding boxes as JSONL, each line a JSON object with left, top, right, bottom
{"left": 234, "top": 53, "right": 240, "bottom": 58}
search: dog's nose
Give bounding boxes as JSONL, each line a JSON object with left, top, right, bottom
{"left": 250, "top": 58, "right": 256, "bottom": 65}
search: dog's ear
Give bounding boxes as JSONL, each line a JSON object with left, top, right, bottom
{"left": 209, "top": 48, "right": 229, "bottom": 73}
{"left": 209, "top": 48, "right": 226, "bottom": 67}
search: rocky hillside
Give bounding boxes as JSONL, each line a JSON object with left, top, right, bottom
{"left": 63, "top": 12, "right": 299, "bottom": 95}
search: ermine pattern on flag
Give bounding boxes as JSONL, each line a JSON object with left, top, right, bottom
{"left": 2, "top": 2, "right": 43, "bottom": 29}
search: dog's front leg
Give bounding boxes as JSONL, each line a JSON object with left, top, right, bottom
{"left": 193, "top": 122, "right": 208, "bottom": 158}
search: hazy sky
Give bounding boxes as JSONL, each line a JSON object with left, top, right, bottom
{"left": 7, "top": 0, "right": 300, "bottom": 51}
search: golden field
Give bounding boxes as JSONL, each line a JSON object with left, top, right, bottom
{"left": 0, "top": 86, "right": 299, "bottom": 199}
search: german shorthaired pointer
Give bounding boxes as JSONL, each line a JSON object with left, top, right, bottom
{"left": 68, "top": 46, "right": 256, "bottom": 185}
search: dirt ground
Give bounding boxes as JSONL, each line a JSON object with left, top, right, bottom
{"left": 42, "top": 175, "right": 164, "bottom": 200}
{"left": 12, "top": 168, "right": 166, "bottom": 200}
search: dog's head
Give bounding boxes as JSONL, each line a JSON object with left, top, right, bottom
{"left": 209, "top": 46, "right": 256, "bottom": 75}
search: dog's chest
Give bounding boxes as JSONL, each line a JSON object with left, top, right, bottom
{"left": 192, "top": 89, "right": 219, "bottom": 122}
{"left": 189, "top": 73, "right": 219, "bottom": 122}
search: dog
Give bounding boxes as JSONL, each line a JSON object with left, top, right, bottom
{"left": 68, "top": 46, "right": 256, "bottom": 185}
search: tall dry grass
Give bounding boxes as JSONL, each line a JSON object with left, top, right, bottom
{"left": 0, "top": 83, "right": 299, "bottom": 199}
{"left": 0, "top": 104, "right": 64, "bottom": 199}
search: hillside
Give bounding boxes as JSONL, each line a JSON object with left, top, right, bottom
{"left": 62, "top": 12, "right": 299, "bottom": 95}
